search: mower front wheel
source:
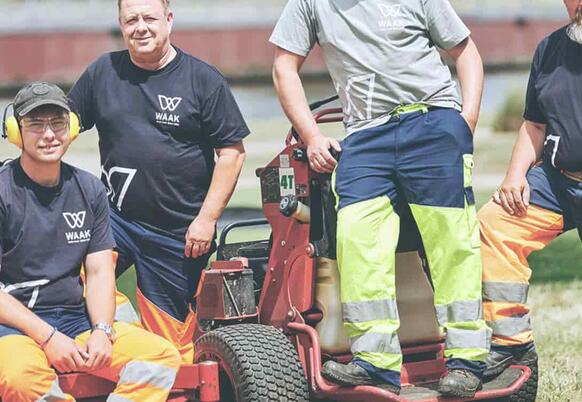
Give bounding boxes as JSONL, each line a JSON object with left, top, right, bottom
{"left": 195, "top": 324, "right": 310, "bottom": 402}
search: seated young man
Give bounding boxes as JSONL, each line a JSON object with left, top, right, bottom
{"left": 0, "top": 82, "right": 181, "bottom": 401}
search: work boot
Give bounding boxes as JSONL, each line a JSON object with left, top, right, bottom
{"left": 484, "top": 346, "right": 538, "bottom": 381}
{"left": 438, "top": 369, "right": 483, "bottom": 398}
{"left": 321, "top": 361, "right": 401, "bottom": 394}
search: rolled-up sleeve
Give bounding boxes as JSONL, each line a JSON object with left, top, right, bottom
{"left": 269, "top": 0, "right": 318, "bottom": 57}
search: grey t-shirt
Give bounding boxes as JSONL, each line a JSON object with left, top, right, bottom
{"left": 270, "top": 0, "right": 470, "bottom": 134}
{"left": 0, "top": 160, "right": 115, "bottom": 310}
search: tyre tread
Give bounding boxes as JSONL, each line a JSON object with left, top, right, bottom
{"left": 196, "top": 324, "right": 310, "bottom": 402}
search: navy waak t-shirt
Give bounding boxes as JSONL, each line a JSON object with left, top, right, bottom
{"left": 69, "top": 47, "right": 250, "bottom": 239}
{"left": 524, "top": 27, "right": 582, "bottom": 171}
{"left": 0, "top": 160, "right": 115, "bottom": 309}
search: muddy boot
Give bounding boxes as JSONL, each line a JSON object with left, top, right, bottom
{"left": 321, "top": 361, "right": 400, "bottom": 394}
{"left": 484, "top": 344, "right": 538, "bottom": 381}
{"left": 438, "top": 369, "right": 483, "bottom": 398}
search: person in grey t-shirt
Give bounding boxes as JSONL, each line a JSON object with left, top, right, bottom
{"left": 271, "top": 0, "right": 488, "bottom": 397}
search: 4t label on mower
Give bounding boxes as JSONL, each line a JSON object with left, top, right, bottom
{"left": 279, "top": 168, "right": 295, "bottom": 196}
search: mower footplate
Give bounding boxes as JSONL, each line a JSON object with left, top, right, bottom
{"left": 318, "top": 366, "right": 530, "bottom": 402}
{"left": 400, "top": 367, "right": 525, "bottom": 401}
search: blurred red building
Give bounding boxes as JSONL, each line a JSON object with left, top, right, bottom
{"left": 0, "top": 17, "right": 565, "bottom": 87}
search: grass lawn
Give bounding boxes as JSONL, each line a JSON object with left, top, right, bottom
{"left": 531, "top": 280, "right": 582, "bottom": 401}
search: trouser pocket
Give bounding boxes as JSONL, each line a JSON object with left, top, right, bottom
{"left": 463, "top": 154, "right": 480, "bottom": 248}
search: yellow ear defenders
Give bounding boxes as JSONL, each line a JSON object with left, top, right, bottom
{"left": 2, "top": 103, "right": 81, "bottom": 149}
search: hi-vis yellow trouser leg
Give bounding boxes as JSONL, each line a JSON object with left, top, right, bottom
{"left": 337, "top": 196, "right": 402, "bottom": 372}
{"left": 409, "top": 199, "right": 490, "bottom": 363}
{"left": 0, "top": 322, "right": 181, "bottom": 402}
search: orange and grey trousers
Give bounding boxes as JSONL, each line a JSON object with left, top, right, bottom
{"left": 479, "top": 161, "right": 582, "bottom": 347}
{"left": 110, "top": 210, "right": 213, "bottom": 363}
{"left": 0, "top": 305, "right": 181, "bottom": 402}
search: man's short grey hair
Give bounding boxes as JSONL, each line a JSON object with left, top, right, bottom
{"left": 118, "top": 0, "right": 170, "bottom": 14}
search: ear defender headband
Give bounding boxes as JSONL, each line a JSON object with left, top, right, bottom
{"left": 2, "top": 103, "right": 81, "bottom": 149}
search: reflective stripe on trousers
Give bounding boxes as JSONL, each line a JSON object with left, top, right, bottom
{"left": 115, "top": 292, "right": 140, "bottom": 324}
{"left": 117, "top": 361, "right": 176, "bottom": 391}
{"left": 483, "top": 282, "right": 529, "bottom": 304}
{"left": 435, "top": 300, "right": 482, "bottom": 327}
{"left": 487, "top": 314, "right": 532, "bottom": 338}
{"left": 343, "top": 299, "right": 399, "bottom": 323}
{"left": 36, "top": 379, "right": 72, "bottom": 401}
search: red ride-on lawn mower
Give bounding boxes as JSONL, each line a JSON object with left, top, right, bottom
{"left": 49, "top": 97, "right": 536, "bottom": 401}
{"left": 192, "top": 96, "right": 537, "bottom": 402}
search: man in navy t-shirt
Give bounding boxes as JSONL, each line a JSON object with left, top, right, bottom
{"left": 0, "top": 82, "right": 181, "bottom": 401}
{"left": 478, "top": 1, "right": 582, "bottom": 384}
{"left": 69, "top": 0, "right": 250, "bottom": 362}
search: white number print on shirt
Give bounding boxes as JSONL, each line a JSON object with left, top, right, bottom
{"left": 336, "top": 73, "right": 376, "bottom": 125}
{"left": 544, "top": 135, "right": 561, "bottom": 168}
{"left": 101, "top": 166, "right": 137, "bottom": 211}
{"left": 0, "top": 279, "right": 50, "bottom": 308}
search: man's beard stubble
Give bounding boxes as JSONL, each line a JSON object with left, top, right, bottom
{"left": 567, "top": 7, "right": 582, "bottom": 44}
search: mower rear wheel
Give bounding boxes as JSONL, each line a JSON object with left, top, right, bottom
{"left": 195, "top": 324, "right": 310, "bottom": 402}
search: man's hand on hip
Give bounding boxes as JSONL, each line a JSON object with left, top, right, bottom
{"left": 44, "top": 331, "right": 89, "bottom": 373}
{"left": 493, "top": 174, "right": 530, "bottom": 217}
{"left": 185, "top": 215, "right": 216, "bottom": 258}
{"left": 306, "top": 135, "right": 342, "bottom": 174}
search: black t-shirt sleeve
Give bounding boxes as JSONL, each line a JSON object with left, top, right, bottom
{"left": 524, "top": 41, "right": 548, "bottom": 124}
{"left": 201, "top": 80, "right": 250, "bottom": 148}
{"left": 87, "top": 182, "right": 115, "bottom": 255}
{"left": 69, "top": 66, "right": 96, "bottom": 132}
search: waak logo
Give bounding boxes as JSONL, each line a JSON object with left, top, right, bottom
{"left": 156, "top": 95, "right": 182, "bottom": 126}
{"left": 62, "top": 211, "right": 91, "bottom": 244}
{"left": 378, "top": 4, "right": 404, "bottom": 30}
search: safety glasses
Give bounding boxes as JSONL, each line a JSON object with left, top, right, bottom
{"left": 20, "top": 117, "right": 69, "bottom": 135}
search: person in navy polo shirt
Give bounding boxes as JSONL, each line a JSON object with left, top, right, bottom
{"left": 69, "top": 0, "right": 250, "bottom": 362}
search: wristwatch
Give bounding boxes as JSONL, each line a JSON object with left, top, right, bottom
{"left": 92, "top": 323, "right": 116, "bottom": 342}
